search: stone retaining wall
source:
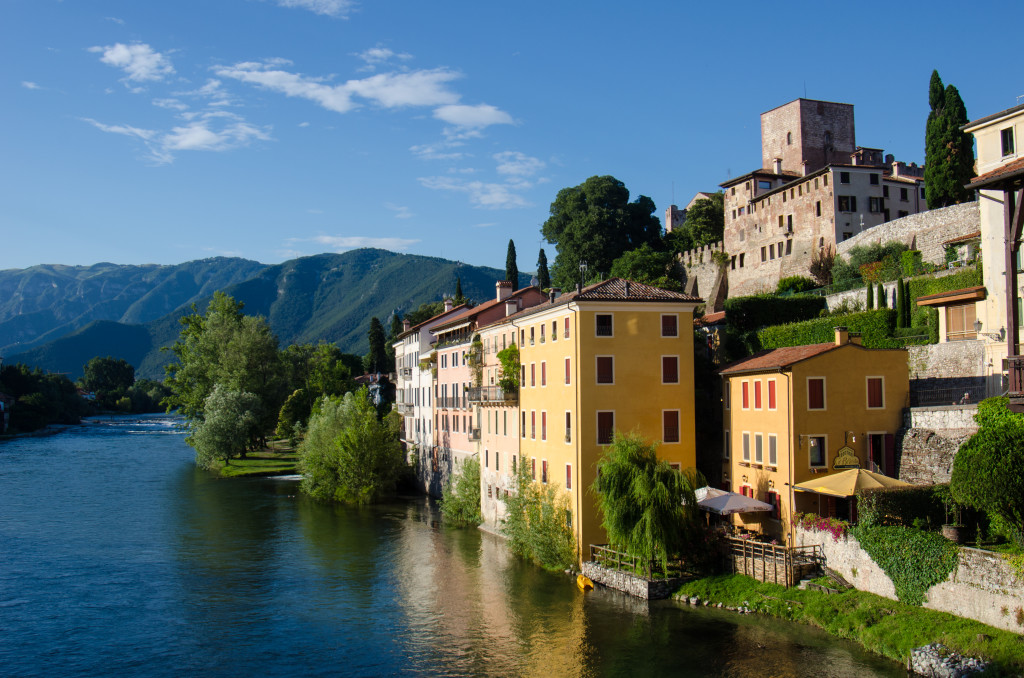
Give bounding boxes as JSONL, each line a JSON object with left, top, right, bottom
{"left": 793, "top": 526, "right": 1024, "bottom": 633}
{"left": 836, "top": 203, "right": 979, "bottom": 265}
{"left": 904, "top": 404, "right": 979, "bottom": 431}
{"left": 908, "top": 342, "right": 985, "bottom": 381}
{"left": 897, "top": 428, "right": 973, "bottom": 485}
{"left": 581, "top": 561, "right": 681, "bottom": 600}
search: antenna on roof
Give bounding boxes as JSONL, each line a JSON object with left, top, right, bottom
{"left": 1017, "top": 93, "right": 1024, "bottom": 105}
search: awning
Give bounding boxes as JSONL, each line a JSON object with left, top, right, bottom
{"left": 696, "top": 486, "right": 773, "bottom": 515}
{"left": 792, "top": 469, "right": 909, "bottom": 498}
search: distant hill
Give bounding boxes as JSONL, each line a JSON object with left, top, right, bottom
{"left": 6, "top": 249, "right": 527, "bottom": 380}
{"left": 0, "top": 258, "right": 268, "bottom": 356}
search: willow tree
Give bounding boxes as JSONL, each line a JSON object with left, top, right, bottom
{"left": 592, "top": 432, "right": 704, "bottom": 575}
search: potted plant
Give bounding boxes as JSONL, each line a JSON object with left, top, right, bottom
{"left": 935, "top": 485, "right": 966, "bottom": 544}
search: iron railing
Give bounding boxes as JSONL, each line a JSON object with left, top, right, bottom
{"left": 910, "top": 385, "right": 986, "bottom": 407}
{"left": 467, "top": 385, "right": 517, "bottom": 404}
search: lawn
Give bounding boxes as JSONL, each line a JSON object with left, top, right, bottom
{"left": 675, "top": 574, "right": 1024, "bottom": 675}
{"left": 215, "top": 440, "right": 299, "bottom": 478}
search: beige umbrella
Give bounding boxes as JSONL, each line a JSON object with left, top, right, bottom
{"left": 792, "top": 468, "right": 909, "bottom": 498}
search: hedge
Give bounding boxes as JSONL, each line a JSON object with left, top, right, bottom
{"left": 723, "top": 294, "right": 826, "bottom": 334}
{"left": 907, "top": 265, "right": 983, "bottom": 302}
{"left": 757, "top": 309, "right": 897, "bottom": 349}
{"left": 858, "top": 485, "right": 945, "bottom": 529}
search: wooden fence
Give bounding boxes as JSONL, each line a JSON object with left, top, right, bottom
{"left": 726, "top": 537, "right": 822, "bottom": 587}
{"left": 589, "top": 544, "right": 684, "bottom": 579}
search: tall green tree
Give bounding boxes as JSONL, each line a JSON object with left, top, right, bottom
{"left": 188, "top": 384, "right": 262, "bottom": 469}
{"left": 609, "top": 243, "right": 682, "bottom": 291}
{"left": 896, "top": 279, "right": 908, "bottom": 328}
{"left": 298, "top": 389, "right": 405, "bottom": 504}
{"left": 505, "top": 239, "right": 519, "bottom": 286}
{"left": 81, "top": 356, "right": 136, "bottom": 409}
{"left": 924, "top": 70, "right": 975, "bottom": 207}
{"left": 537, "top": 248, "right": 551, "bottom": 289}
{"left": 877, "top": 284, "right": 886, "bottom": 309}
{"left": 866, "top": 281, "right": 874, "bottom": 309}
{"left": 365, "top": 316, "right": 388, "bottom": 374}
{"left": 592, "top": 432, "right": 704, "bottom": 575}
{"left": 541, "top": 175, "right": 662, "bottom": 290}
{"left": 439, "top": 456, "right": 482, "bottom": 527}
{"left": 502, "top": 461, "right": 577, "bottom": 570}
{"left": 454, "top": 276, "right": 466, "bottom": 304}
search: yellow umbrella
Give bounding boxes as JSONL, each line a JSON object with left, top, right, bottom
{"left": 792, "top": 468, "right": 909, "bottom": 498}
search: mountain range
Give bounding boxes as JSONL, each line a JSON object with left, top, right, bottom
{"left": 3, "top": 249, "right": 525, "bottom": 380}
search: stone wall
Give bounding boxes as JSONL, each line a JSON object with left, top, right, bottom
{"left": 836, "top": 202, "right": 979, "bottom": 265}
{"left": 904, "top": 404, "right": 979, "bottom": 431}
{"left": 581, "top": 561, "right": 681, "bottom": 600}
{"left": 793, "top": 526, "right": 1024, "bottom": 633}
{"left": 907, "top": 342, "right": 985, "bottom": 380}
{"left": 680, "top": 242, "right": 727, "bottom": 311}
{"left": 897, "top": 428, "right": 973, "bottom": 485}
{"left": 824, "top": 278, "right": 900, "bottom": 312}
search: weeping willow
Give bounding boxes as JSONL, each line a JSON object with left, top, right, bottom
{"left": 592, "top": 431, "right": 705, "bottom": 576}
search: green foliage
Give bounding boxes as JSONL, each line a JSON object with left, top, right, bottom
{"left": 188, "top": 384, "right": 262, "bottom": 469}
{"left": 925, "top": 71, "right": 975, "bottom": 208}
{"left": 951, "top": 397, "right": 1024, "bottom": 549}
{"left": 541, "top": 175, "right": 662, "bottom": 290}
{"left": 439, "top": 456, "right": 482, "bottom": 527}
{"left": 505, "top": 239, "right": 519, "bottom": 286}
{"left": 876, "top": 283, "right": 886, "bottom": 309}
{"left": 454, "top": 276, "right": 465, "bottom": 305}
{"left": 592, "top": 432, "right": 704, "bottom": 575}
{"left": 81, "top": 355, "right": 136, "bottom": 409}
{"left": 850, "top": 525, "right": 959, "bottom": 606}
{"left": 502, "top": 461, "right": 577, "bottom": 570}
{"left": 0, "top": 362, "right": 84, "bottom": 432}
{"left": 808, "top": 244, "right": 835, "bottom": 286}
{"left": 758, "top": 309, "right": 900, "bottom": 350}
{"left": 857, "top": 485, "right": 946, "bottom": 529}
{"left": 609, "top": 243, "right": 682, "bottom": 291}
{"left": 902, "top": 250, "right": 924, "bottom": 277}
{"left": 364, "top": 316, "right": 388, "bottom": 375}
{"left": 404, "top": 300, "right": 445, "bottom": 327}
{"left": 122, "top": 378, "right": 172, "bottom": 413}
{"left": 298, "top": 388, "right": 405, "bottom": 504}
{"left": 279, "top": 342, "right": 355, "bottom": 430}
{"left": 865, "top": 281, "right": 874, "bottom": 310}
{"left": 724, "top": 294, "right": 826, "bottom": 334}
{"left": 664, "top": 193, "right": 725, "bottom": 253}
{"left": 496, "top": 343, "right": 520, "bottom": 393}
{"left": 276, "top": 388, "right": 307, "bottom": 439}
{"left": 536, "top": 248, "right": 550, "bottom": 290}
{"left": 896, "top": 279, "right": 908, "bottom": 328}
{"left": 793, "top": 512, "right": 849, "bottom": 541}
{"left": 466, "top": 335, "right": 484, "bottom": 388}
{"left": 776, "top": 276, "right": 817, "bottom": 295}
{"left": 832, "top": 241, "right": 909, "bottom": 286}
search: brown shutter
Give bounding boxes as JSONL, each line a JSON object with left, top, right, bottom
{"left": 808, "top": 378, "right": 824, "bottom": 409}
{"left": 662, "top": 356, "right": 678, "bottom": 383}
{"left": 597, "top": 357, "right": 614, "bottom": 384}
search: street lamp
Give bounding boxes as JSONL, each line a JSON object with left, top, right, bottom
{"left": 579, "top": 259, "right": 588, "bottom": 288}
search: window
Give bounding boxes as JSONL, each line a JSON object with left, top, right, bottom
{"left": 767, "top": 491, "right": 780, "bottom": 520}
{"left": 868, "top": 173, "right": 879, "bottom": 185}
{"left": 883, "top": 185, "right": 889, "bottom": 198}
{"left": 786, "top": 215, "right": 793, "bottom": 231}
{"left": 520, "top": 329, "right": 525, "bottom": 344}
{"left": 823, "top": 174, "right": 829, "bottom": 186}
{"left": 900, "top": 188, "right": 909, "bottom": 201}
{"left": 512, "top": 455, "right": 517, "bottom": 473}
{"left": 786, "top": 131, "right": 792, "bottom": 145}
{"left": 663, "top": 410, "right": 680, "bottom": 443}
{"left": 485, "top": 449, "right": 489, "bottom": 468}
{"left": 758, "top": 180, "right": 771, "bottom": 190}
{"left": 768, "top": 379, "right": 776, "bottom": 409}
{"left": 769, "top": 244, "right": 775, "bottom": 260}
{"left": 761, "top": 246, "right": 767, "bottom": 262}
{"left": 541, "top": 361, "right": 546, "bottom": 386}
{"left": 565, "top": 358, "right": 571, "bottom": 385}
{"left": 540, "top": 324, "right": 545, "bottom": 343}
{"left": 597, "top": 411, "right": 614, "bottom": 445}
{"left": 785, "top": 240, "right": 792, "bottom": 255}
{"left": 551, "top": 321, "right": 557, "bottom": 342}
{"left": 724, "top": 431, "right": 730, "bottom": 459}
{"left": 566, "top": 464, "right": 572, "bottom": 490}
{"left": 596, "top": 356, "right": 614, "bottom": 384}
{"left": 739, "top": 253, "right": 745, "bottom": 267}
{"left": 661, "top": 314, "right": 678, "bottom": 337}
{"left": 754, "top": 380, "right": 762, "bottom": 409}
{"left": 596, "top": 314, "right": 613, "bottom": 336}
{"left": 861, "top": 377, "right": 883, "bottom": 410}
{"left": 869, "top": 197, "right": 883, "bottom": 213}
{"left": 742, "top": 432, "right": 750, "bottom": 462}
{"left": 522, "top": 411, "right": 526, "bottom": 438}
{"left": 768, "top": 434, "right": 777, "bottom": 466}
{"left": 1002, "top": 127, "right": 1016, "bottom": 157}
{"left": 815, "top": 201, "right": 821, "bottom": 217}
{"left": 840, "top": 171, "right": 850, "bottom": 184}
{"left": 838, "top": 195, "right": 857, "bottom": 212}
{"left": 541, "top": 411, "right": 547, "bottom": 441}
{"left": 495, "top": 451, "right": 500, "bottom": 472}
{"left": 843, "top": 232, "right": 853, "bottom": 241}
{"left": 529, "top": 327, "right": 535, "bottom": 345}
{"left": 808, "top": 377, "right": 825, "bottom": 410}
{"left": 741, "top": 381, "right": 749, "bottom": 409}
{"left": 662, "top": 356, "right": 679, "bottom": 384}
{"left": 754, "top": 433, "right": 763, "bottom": 464}
{"left": 565, "top": 411, "right": 571, "bottom": 443}
{"left": 945, "top": 303, "right": 978, "bottom": 341}
{"left": 809, "top": 436, "right": 826, "bottom": 467}
{"left": 564, "top": 317, "right": 570, "bottom": 339}
{"left": 898, "top": 210, "right": 909, "bottom": 218}
{"left": 530, "top": 363, "right": 536, "bottom": 387}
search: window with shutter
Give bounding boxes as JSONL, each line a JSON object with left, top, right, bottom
{"left": 596, "top": 356, "right": 614, "bottom": 384}
{"left": 808, "top": 378, "right": 825, "bottom": 410}
{"left": 661, "top": 314, "right": 678, "bottom": 337}
{"left": 662, "top": 356, "right": 678, "bottom": 384}
{"left": 663, "top": 410, "right": 680, "bottom": 443}
{"left": 768, "top": 379, "right": 776, "bottom": 409}
{"left": 867, "top": 377, "right": 884, "bottom": 408}
{"left": 597, "top": 411, "right": 614, "bottom": 444}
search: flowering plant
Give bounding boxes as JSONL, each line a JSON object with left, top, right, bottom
{"left": 793, "top": 512, "right": 849, "bottom": 542}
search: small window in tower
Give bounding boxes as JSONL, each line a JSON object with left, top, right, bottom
{"left": 786, "top": 131, "right": 792, "bottom": 145}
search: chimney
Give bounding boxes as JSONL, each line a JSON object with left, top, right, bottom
{"left": 505, "top": 300, "right": 518, "bottom": 317}
{"left": 550, "top": 287, "right": 561, "bottom": 298}
{"left": 624, "top": 281, "right": 631, "bottom": 297}
{"left": 402, "top": 319, "right": 411, "bottom": 332}
{"left": 773, "top": 158, "right": 783, "bottom": 174}
{"left": 496, "top": 280, "right": 513, "bottom": 302}
{"left": 849, "top": 332, "right": 863, "bottom": 345}
{"left": 801, "top": 160, "right": 809, "bottom": 176}
{"left": 834, "top": 326, "right": 849, "bottom": 345}
{"left": 548, "top": 289, "right": 556, "bottom": 303}
{"left": 444, "top": 297, "right": 453, "bottom": 312}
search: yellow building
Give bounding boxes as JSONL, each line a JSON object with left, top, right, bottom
{"left": 719, "top": 328, "right": 908, "bottom": 542}
{"left": 510, "top": 279, "right": 701, "bottom": 560}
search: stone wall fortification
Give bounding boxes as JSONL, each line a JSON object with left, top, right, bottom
{"left": 836, "top": 202, "right": 979, "bottom": 265}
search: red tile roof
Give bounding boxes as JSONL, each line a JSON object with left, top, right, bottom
{"left": 968, "top": 157, "right": 1024, "bottom": 191}
{"left": 718, "top": 342, "right": 840, "bottom": 375}
{"left": 696, "top": 310, "right": 726, "bottom": 326}
{"left": 504, "top": 278, "right": 701, "bottom": 323}
{"left": 431, "top": 286, "right": 540, "bottom": 331}
{"left": 942, "top": 231, "right": 981, "bottom": 246}
{"left": 396, "top": 303, "right": 469, "bottom": 339}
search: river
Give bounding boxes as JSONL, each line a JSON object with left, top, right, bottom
{"left": 0, "top": 415, "right": 903, "bottom": 677}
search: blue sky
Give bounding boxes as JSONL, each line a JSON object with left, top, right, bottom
{"left": 2, "top": 0, "right": 1020, "bottom": 272}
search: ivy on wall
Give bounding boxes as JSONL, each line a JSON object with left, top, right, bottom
{"left": 850, "top": 525, "right": 959, "bottom": 606}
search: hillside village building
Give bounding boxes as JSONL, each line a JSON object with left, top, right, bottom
{"left": 720, "top": 99, "right": 927, "bottom": 296}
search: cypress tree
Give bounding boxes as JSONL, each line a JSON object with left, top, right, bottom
{"left": 877, "top": 284, "right": 886, "bottom": 309}
{"left": 896, "top": 279, "right": 907, "bottom": 328}
{"left": 924, "top": 70, "right": 975, "bottom": 207}
{"left": 866, "top": 281, "right": 874, "bottom": 309}
{"left": 505, "top": 240, "right": 519, "bottom": 286}
{"left": 905, "top": 279, "right": 915, "bottom": 326}
{"left": 537, "top": 248, "right": 551, "bottom": 289}
{"left": 366, "top": 316, "right": 387, "bottom": 375}
{"left": 454, "top": 276, "right": 465, "bottom": 304}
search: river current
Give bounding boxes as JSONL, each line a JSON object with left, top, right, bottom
{"left": 0, "top": 415, "right": 903, "bottom": 677}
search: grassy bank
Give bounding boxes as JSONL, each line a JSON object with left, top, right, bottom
{"left": 674, "top": 574, "right": 1024, "bottom": 675}
{"left": 214, "top": 440, "right": 299, "bottom": 478}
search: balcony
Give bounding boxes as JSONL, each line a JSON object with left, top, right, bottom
{"left": 400, "top": 367, "right": 413, "bottom": 378}
{"left": 467, "top": 385, "right": 518, "bottom": 405}
{"left": 469, "top": 428, "right": 481, "bottom": 441}
{"left": 396, "top": 402, "right": 414, "bottom": 415}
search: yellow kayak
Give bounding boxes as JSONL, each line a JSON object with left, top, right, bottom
{"left": 577, "top": 574, "right": 594, "bottom": 591}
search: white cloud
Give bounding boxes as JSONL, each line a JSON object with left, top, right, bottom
{"left": 385, "top": 203, "right": 414, "bottom": 219}
{"left": 216, "top": 60, "right": 463, "bottom": 113}
{"left": 105, "top": 17, "right": 125, "bottom": 25}
{"left": 409, "top": 139, "right": 467, "bottom": 161}
{"left": 494, "top": 151, "right": 544, "bottom": 177}
{"left": 473, "top": 222, "right": 496, "bottom": 228}
{"left": 82, "top": 118, "right": 157, "bottom": 141}
{"left": 418, "top": 176, "right": 531, "bottom": 209}
{"left": 433, "top": 103, "right": 513, "bottom": 128}
{"left": 89, "top": 42, "right": 174, "bottom": 83}
{"left": 298, "top": 121, "right": 310, "bottom": 127}
{"left": 22, "top": 81, "right": 42, "bottom": 90}
{"left": 354, "top": 46, "right": 413, "bottom": 70}
{"left": 290, "top": 235, "right": 421, "bottom": 252}
{"left": 274, "top": 0, "right": 354, "bottom": 17}
{"left": 153, "top": 98, "right": 188, "bottom": 111}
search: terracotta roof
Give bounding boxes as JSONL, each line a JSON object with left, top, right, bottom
{"left": 718, "top": 342, "right": 840, "bottom": 375}
{"left": 396, "top": 303, "right": 469, "bottom": 339}
{"left": 964, "top": 102, "right": 1024, "bottom": 131}
{"left": 504, "top": 278, "right": 701, "bottom": 323}
{"left": 943, "top": 230, "right": 981, "bottom": 246}
{"left": 431, "top": 286, "right": 540, "bottom": 331}
{"left": 885, "top": 175, "right": 923, "bottom": 185}
{"left": 720, "top": 168, "right": 801, "bottom": 188}
{"left": 968, "top": 157, "right": 1024, "bottom": 191}
{"left": 695, "top": 310, "right": 726, "bottom": 326}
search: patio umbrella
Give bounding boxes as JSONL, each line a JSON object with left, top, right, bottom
{"left": 696, "top": 487, "right": 773, "bottom": 515}
{"left": 792, "top": 468, "right": 909, "bottom": 498}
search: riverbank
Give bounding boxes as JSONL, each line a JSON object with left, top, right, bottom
{"left": 674, "top": 574, "right": 1024, "bottom": 675}
{"left": 212, "top": 439, "right": 298, "bottom": 477}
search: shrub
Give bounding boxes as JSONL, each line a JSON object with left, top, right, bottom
{"left": 502, "top": 462, "right": 576, "bottom": 570}
{"left": 439, "top": 456, "right": 482, "bottom": 527}
{"left": 758, "top": 309, "right": 897, "bottom": 349}
{"left": 902, "top": 250, "right": 924, "bottom": 276}
{"left": 850, "top": 525, "right": 959, "bottom": 606}
{"left": 793, "top": 512, "right": 849, "bottom": 541}
{"left": 724, "top": 294, "right": 826, "bottom": 334}
{"left": 776, "top": 276, "right": 818, "bottom": 295}
{"left": 857, "top": 485, "right": 945, "bottom": 529}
